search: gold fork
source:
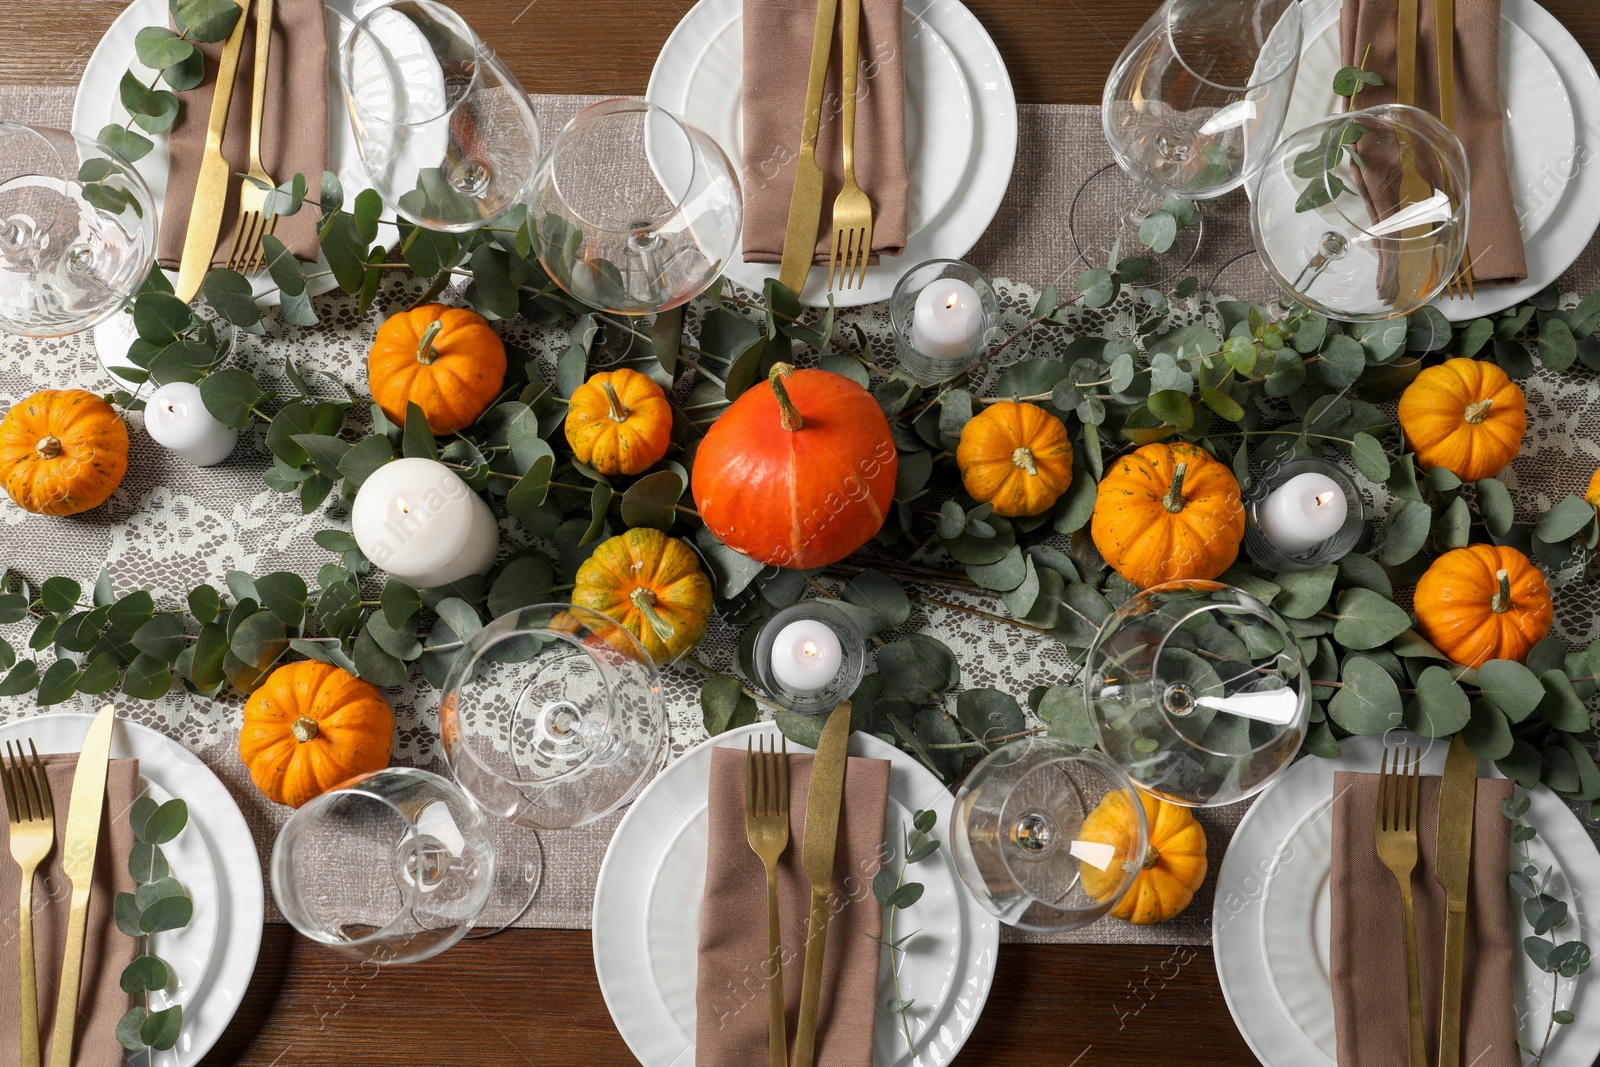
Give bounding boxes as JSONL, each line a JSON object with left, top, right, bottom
{"left": 1436, "top": 0, "right": 1475, "bottom": 299}
{"left": 746, "top": 736, "right": 790, "bottom": 1067}
{"left": 826, "top": 0, "right": 873, "bottom": 291}
{"left": 226, "top": 0, "right": 277, "bottom": 275}
{"left": 3, "top": 740, "right": 54, "bottom": 1067}
{"left": 1375, "top": 745, "right": 1426, "bottom": 1067}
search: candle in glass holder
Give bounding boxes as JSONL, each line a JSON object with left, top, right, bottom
{"left": 351, "top": 457, "right": 499, "bottom": 589}
{"left": 910, "top": 279, "right": 984, "bottom": 360}
{"left": 145, "top": 381, "right": 238, "bottom": 466}
{"left": 1256, "top": 472, "right": 1346, "bottom": 555}
{"left": 769, "top": 619, "right": 844, "bottom": 694}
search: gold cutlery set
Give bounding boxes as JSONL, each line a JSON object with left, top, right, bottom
{"left": 1, "top": 705, "right": 117, "bottom": 1067}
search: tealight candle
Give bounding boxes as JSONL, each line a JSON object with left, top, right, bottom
{"left": 768, "top": 619, "right": 844, "bottom": 694}
{"left": 910, "top": 279, "right": 984, "bottom": 360}
{"left": 1256, "top": 472, "right": 1346, "bottom": 555}
{"left": 351, "top": 457, "right": 499, "bottom": 589}
{"left": 144, "top": 381, "right": 239, "bottom": 466}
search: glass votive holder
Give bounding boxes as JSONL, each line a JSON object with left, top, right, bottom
{"left": 1243, "top": 457, "right": 1365, "bottom": 571}
{"left": 889, "top": 259, "right": 1001, "bottom": 386}
{"left": 753, "top": 601, "right": 868, "bottom": 715}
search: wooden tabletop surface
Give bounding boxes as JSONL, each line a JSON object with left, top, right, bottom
{"left": 9, "top": 1, "right": 1600, "bottom": 1064}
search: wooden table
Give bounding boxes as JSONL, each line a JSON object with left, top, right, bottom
{"left": 9, "top": 1, "right": 1600, "bottom": 1063}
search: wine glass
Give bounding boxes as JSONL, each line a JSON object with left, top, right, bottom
{"left": 341, "top": 0, "right": 541, "bottom": 232}
{"left": 0, "top": 123, "right": 156, "bottom": 337}
{"left": 529, "top": 99, "right": 742, "bottom": 315}
{"left": 950, "top": 739, "right": 1150, "bottom": 931}
{"left": 1073, "top": 0, "right": 1303, "bottom": 283}
{"left": 1248, "top": 103, "right": 1469, "bottom": 320}
{"left": 270, "top": 767, "right": 494, "bottom": 964}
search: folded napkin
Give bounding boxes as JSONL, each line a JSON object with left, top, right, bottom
{"left": 157, "top": 0, "right": 329, "bottom": 271}
{"left": 696, "top": 745, "right": 891, "bottom": 1067}
{"left": 1340, "top": 0, "right": 1528, "bottom": 285}
{"left": 0, "top": 755, "right": 140, "bottom": 1067}
{"left": 1331, "top": 770, "right": 1520, "bottom": 1067}
{"left": 741, "top": 0, "right": 911, "bottom": 266}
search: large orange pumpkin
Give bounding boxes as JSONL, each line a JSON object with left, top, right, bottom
{"left": 1398, "top": 358, "right": 1526, "bottom": 482}
{"left": 572, "top": 528, "right": 713, "bottom": 664}
{"left": 1413, "top": 544, "right": 1553, "bottom": 668}
{"left": 0, "top": 389, "right": 129, "bottom": 516}
{"left": 564, "top": 368, "right": 673, "bottom": 476}
{"left": 691, "top": 363, "right": 897, "bottom": 569}
{"left": 238, "top": 660, "right": 395, "bottom": 808}
{"left": 956, "top": 401, "right": 1074, "bottom": 517}
{"left": 368, "top": 304, "right": 506, "bottom": 434}
{"left": 1078, "top": 788, "right": 1208, "bottom": 924}
{"left": 1090, "top": 441, "right": 1244, "bottom": 588}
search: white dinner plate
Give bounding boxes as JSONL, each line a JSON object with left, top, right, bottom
{"left": 138, "top": 779, "right": 222, "bottom": 1030}
{"left": 647, "top": 0, "right": 1018, "bottom": 308}
{"left": 593, "top": 720, "right": 1000, "bottom": 1067}
{"left": 1215, "top": 732, "right": 1600, "bottom": 1067}
{"left": 0, "top": 714, "right": 264, "bottom": 1067}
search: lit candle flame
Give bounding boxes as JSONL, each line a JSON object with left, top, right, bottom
{"left": 945, "top": 294, "right": 960, "bottom": 310}
{"left": 397, "top": 498, "right": 411, "bottom": 515}
{"left": 1315, "top": 492, "right": 1337, "bottom": 507}
{"left": 801, "top": 641, "right": 819, "bottom": 659}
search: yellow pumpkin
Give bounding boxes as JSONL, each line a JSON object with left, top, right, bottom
{"left": 1078, "top": 788, "right": 1208, "bottom": 924}
{"left": 368, "top": 304, "right": 507, "bottom": 435}
{"left": 0, "top": 389, "right": 129, "bottom": 516}
{"left": 1398, "top": 358, "right": 1526, "bottom": 481}
{"left": 1091, "top": 441, "right": 1244, "bottom": 588}
{"left": 238, "top": 661, "right": 395, "bottom": 808}
{"left": 572, "top": 527, "right": 713, "bottom": 664}
{"left": 564, "top": 368, "right": 673, "bottom": 476}
{"left": 956, "top": 401, "right": 1074, "bottom": 517}
{"left": 1413, "top": 544, "right": 1553, "bottom": 668}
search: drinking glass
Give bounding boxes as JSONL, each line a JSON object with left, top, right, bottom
{"left": 1084, "top": 581, "right": 1308, "bottom": 807}
{"left": 951, "top": 739, "right": 1149, "bottom": 932}
{"left": 529, "top": 99, "right": 742, "bottom": 315}
{"left": 1249, "top": 103, "right": 1469, "bottom": 320}
{"left": 271, "top": 767, "right": 494, "bottom": 964}
{"left": 341, "top": 0, "right": 541, "bottom": 232}
{"left": 0, "top": 123, "right": 155, "bottom": 337}
{"left": 1073, "top": 0, "right": 1303, "bottom": 283}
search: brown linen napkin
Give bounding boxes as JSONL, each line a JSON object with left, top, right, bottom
{"left": 696, "top": 745, "right": 891, "bottom": 1067}
{"left": 1340, "top": 0, "right": 1528, "bottom": 285}
{"left": 156, "top": 0, "right": 329, "bottom": 270}
{"left": 0, "top": 755, "right": 140, "bottom": 1067}
{"left": 1331, "top": 770, "right": 1520, "bottom": 1067}
{"left": 741, "top": 0, "right": 910, "bottom": 265}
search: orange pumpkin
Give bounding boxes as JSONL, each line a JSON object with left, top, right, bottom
{"left": 956, "top": 401, "right": 1074, "bottom": 517}
{"left": 564, "top": 368, "right": 673, "bottom": 476}
{"left": 691, "top": 363, "right": 898, "bottom": 569}
{"left": 1078, "top": 788, "right": 1209, "bottom": 924}
{"left": 1413, "top": 544, "right": 1553, "bottom": 668}
{"left": 1587, "top": 468, "right": 1600, "bottom": 512}
{"left": 1398, "top": 358, "right": 1526, "bottom": 482}
{"left": 1090, "top": 441, "right": 1244, "bottom": 588}
{"left": 0, "top": 389, "right": 129, "bottom": 516}
{"left": 368, "top": 304, "right": 506, "bottom": 435}
{"left": 572, "top": 528, "right": 713, "bottom": 664}
{"left": 238, "top": 660, "right": 395, "bottom": 808}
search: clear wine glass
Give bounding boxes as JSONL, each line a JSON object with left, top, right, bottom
{"left": 1084, "top": 580, "right": 1309, "bottom": 807}
{"left": 1248, "top": 103, "right": 1469, "bottom": 321}
{"left": 950, "top": 739, "right": 1150, "bottom": 931}
{"left": 0, "top": 123, "right": 155, "bottom": 337}
{"left": 1073, "top": 0, "right": 1303, "bottom": 283}
{"left": 529, "top": 99, "right": 742, "bottom": 315}
{"left": 340, "top": 0, "right": 541, "bottom": 232}
{"left": 270, "top": 767, "right": 494, "bottom": 964}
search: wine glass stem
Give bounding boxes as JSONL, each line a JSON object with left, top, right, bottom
{"left": 1126, "top": 188, "right": 1166, "bottom": 226}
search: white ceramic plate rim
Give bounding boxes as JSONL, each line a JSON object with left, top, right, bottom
{"left": 137, "top": 778, "right": 222, "bottom": 1020}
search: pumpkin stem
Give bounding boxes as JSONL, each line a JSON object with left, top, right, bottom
{"left": 629, "top": 587, "right": 676, "bottom": 642}
{"left": 414, "top": 319, "right": 445, "bottom": 366}
{"left": 1120, "top": 846, "right": 1161, "bottom": 874}
{"left": 1464, "top": 398, "right": 1493, "bottom": 425}
{"left": 34, "top": 435, "right": 62, "bottom": 460}
{"left": 1162, "top": 462, "right": 1189, "bottom": 514}
{"left": 1011, "top": 447, "right": 1039, "bottom": 476}
{"left": 291, "top": 716, "right": 320, "bottom": 743}
{"left": 1490, "top": 568, "right": 1512, "bottom": 613}
{"left": 602, "top": 381, "right": 630, "bottom": 423}
{"left": 768, "top": 363, "right": 804, "bottom": 432}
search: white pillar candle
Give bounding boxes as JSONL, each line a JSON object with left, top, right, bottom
{"left": 1256, "top": 472, "right": 1347, "bottom": 555}
{"left": 910, "top": 279, "right": 984, "bottom": 360}
{"left": 769, "top": 619, "right": 844, "bottom": 694}
{"left": 351, "top": 457, "right": 500, "bottom": 589}
{"left": 145, "top": 381, "right": 239, "bottom": 466}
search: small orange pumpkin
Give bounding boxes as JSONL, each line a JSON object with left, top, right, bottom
{"left": 1091, "top": 441, "right": 1244, "bottom": 588}
{"left": 572, "top": 527, "right": 713, "bottom": 664}
{"left": 368, "top": 304, "right": 506, "bottom": 435}
{"left": 956, "top": 401, "right": 1074, "bottom": 517}
{"left": 564, "top": 368, "right": 673, "bottom": 476}
{"left": 238, "top": 660, "right": 395, "bottom": 808}
{"left": 1398, "top": 358, "right": 1526, "bottom": 482}
{"left": 1413, "top": 544, "right": 1553, "bottom": 668}
{"left": 1587, "top": 468, "right": 1600, "bottom": 513}
{"left": 1078, "top": 788, "right": 1209, "bottom": 924}
{"left": 0, "top": 389, "right": 129, "bottom": 516}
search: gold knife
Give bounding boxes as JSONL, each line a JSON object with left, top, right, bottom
{"left": 1393, "top": 0, "right": 1434, "bottom": 305}
{"left": 46, "top": 704, "right": 117, "bottom": 1067}
{"left": 1434, "top": 732, "right": 1476, "bottom": 1067}
{"left": 174, "top": 0, "right": 253, "bottom": 303}
{"left": 792, "top": 701, "right": 852, "bottom": 1067}
{"left": 776, "top": 0, "right": 843, "bottom": 296}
